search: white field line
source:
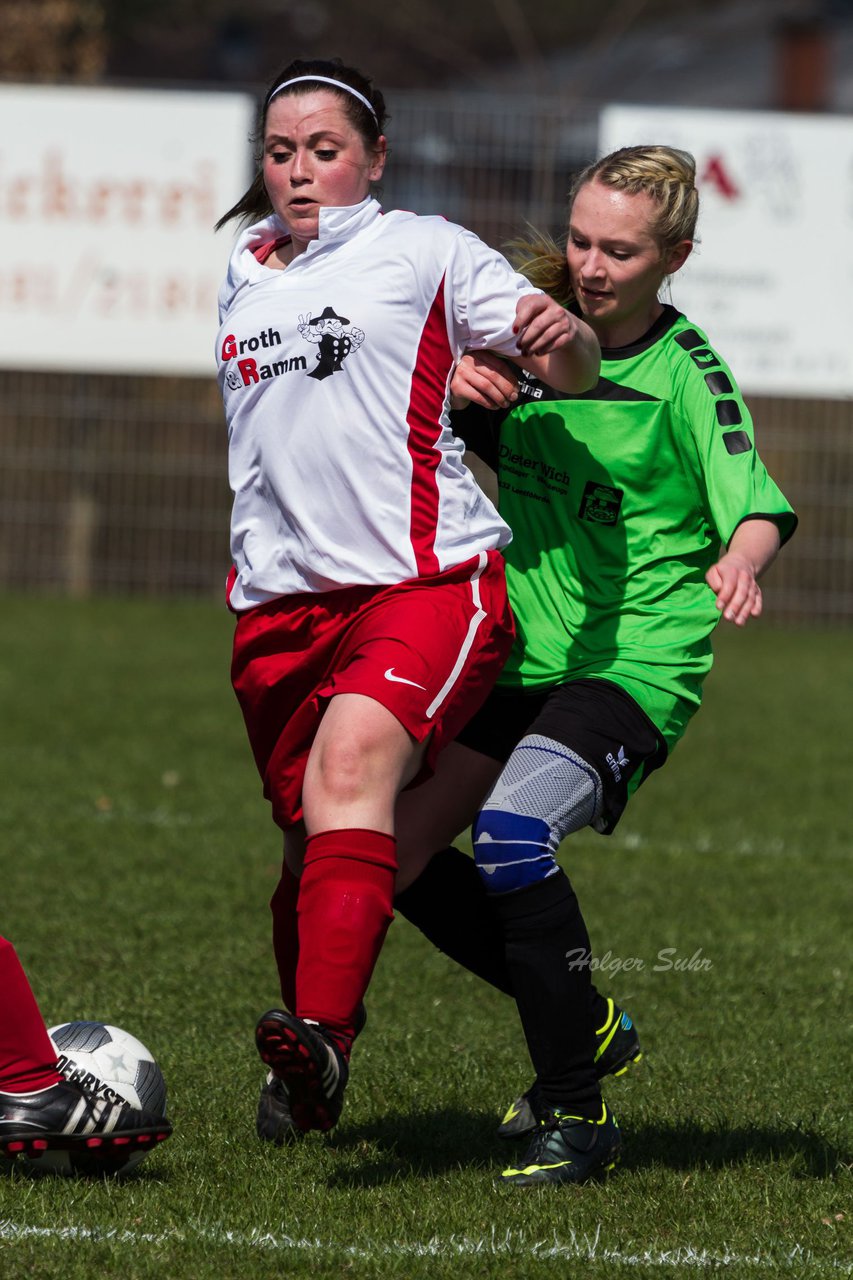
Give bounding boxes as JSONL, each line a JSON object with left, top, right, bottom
{"left": 0, "top": 1220, "right": 850, "bottom": 1271}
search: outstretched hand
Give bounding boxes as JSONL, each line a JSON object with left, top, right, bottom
{"left": 705, "top": 518, "right": 782, "bottom": 628}
{"left": 706, "top": 553, "right": 763, "bottom": 627}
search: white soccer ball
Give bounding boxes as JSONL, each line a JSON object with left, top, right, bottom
{"left": 22, "top": 1021, "right": 168, "bottom": 1176}
{"left": 48, "top": 1021, "right": 168, "bottom": 1116}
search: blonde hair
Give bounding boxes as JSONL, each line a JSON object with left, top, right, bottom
{"left": 505, "top": 225, "right": 575, "bottom": 307}
{"left": 508, "top": 145, "right": 699, "bottom": 302}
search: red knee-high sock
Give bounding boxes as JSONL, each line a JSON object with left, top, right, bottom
{"left": 270, "top": 859, "right": 300, "bottom": 1011}
{"left": 296, "top": 829, "right": 397, "bottom": 1056}
{"left": 0, "top": 937, "right": 63, "bottom": 1093}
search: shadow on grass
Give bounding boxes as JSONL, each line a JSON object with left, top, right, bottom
{"left": 621, "top": 1119, "right": 847, "bottom": 1179}
{"left": 0, "top": 1153, "right": 172, "bottom": 1184}
{"left": 326, "top": 1109, "right": 847, "bottom": 1188}
{"left": 327, "top": 1106, "right": 503, "bottom": 1186}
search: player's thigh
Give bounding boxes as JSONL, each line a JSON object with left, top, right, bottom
{"left": 394, "top": 741, "right": 502, "bottom": 891}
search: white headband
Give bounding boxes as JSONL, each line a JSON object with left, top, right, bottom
{"left": 267, "top": 76, "right": 379, "bottom": 125}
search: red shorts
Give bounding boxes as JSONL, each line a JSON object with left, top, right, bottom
{"left": 230, "top": 550, "right": 514, "bottom": 829}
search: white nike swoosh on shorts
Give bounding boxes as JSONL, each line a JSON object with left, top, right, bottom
{"left": 384, "top": 668, "right": 427, "bottom": 690}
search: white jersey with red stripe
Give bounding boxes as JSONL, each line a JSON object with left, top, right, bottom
{"left": 217, "top": 196, "right": 540, "bottom": 610}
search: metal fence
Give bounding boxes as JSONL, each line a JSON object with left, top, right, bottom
{"left": 0, "top": 92, "right": 850, "bottom": 622}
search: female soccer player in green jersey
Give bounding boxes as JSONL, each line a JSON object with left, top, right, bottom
{"left": 391, "top": 145, "right": 797, "bottom": 1187}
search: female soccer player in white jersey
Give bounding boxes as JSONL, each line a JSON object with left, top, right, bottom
{"left": 214, "top": 58, "right": 601, "bottom": 1138}
{"left": 390, "top": 146, "right": 797, "bottom": 1186}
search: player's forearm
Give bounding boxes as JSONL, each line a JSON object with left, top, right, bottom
{"left": 727, "top": 517, "right": 782, "bottom": 578}
{"left": 519, "top": 321, "right": 600, "bottom": 394}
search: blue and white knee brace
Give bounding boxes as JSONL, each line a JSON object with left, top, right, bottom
{"left": 472, "top": 735, "right": 604, "bottom": 894}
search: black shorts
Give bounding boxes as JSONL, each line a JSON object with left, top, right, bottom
{"left": 455, "top": 677, "right": 668, "bottom": 835}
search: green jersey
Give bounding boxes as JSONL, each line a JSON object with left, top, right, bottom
{"left": 457, "top": 306, "right": 797, "bottom": 751}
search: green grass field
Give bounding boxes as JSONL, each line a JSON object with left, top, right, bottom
{"left": 0, "top": 597, "right": 849, "bottom": 1279}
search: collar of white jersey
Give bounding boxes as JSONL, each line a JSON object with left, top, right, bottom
{"left": 312, "top": 195, "right": 382, "bottom": 246}
{"left": 263, "top": 195, "right": 382, "bottom": 263}
{"left": 236, "top": 197, "right": 383, "bottom": 291}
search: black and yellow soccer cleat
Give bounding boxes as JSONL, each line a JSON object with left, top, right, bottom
{"left": 497, "top": 999, "right": 641, "bottom": 1139}
{"left": 594, "top": 999, "right": 643, "bottom": 1079}
{"left": 498, "top": 1102, "right": 621, "bottom": 1188}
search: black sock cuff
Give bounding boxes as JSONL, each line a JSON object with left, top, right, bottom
{"left": 490, "top": 869, "right": 575, "bottom": 924}
{"left": 394, "top": 845, "right": 463, "bottom": 912}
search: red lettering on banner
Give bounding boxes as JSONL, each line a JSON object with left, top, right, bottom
{"left": 0, "top": 152, "right": 218, "bottom": 226}
{"left": 698, "top": 155, "right": 740, "bottom": 199}
{"left": 9, "top": 176, "right": 31, "bottom": 218}
{"left": 44, "top": 151, "right": 73, "bottom": 218}
{"left": 163, "top": 276, "right": 187, "bottom": 311}
{"left": 162, "top": 185, "right": 185, "bottom": 224}
{"left": 88, "top": 181, "right": 113, "bottom": 220}
{"left": 123, "top": 182, "right": 146, "bottom": 222}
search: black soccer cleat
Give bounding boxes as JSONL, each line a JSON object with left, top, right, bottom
{"left": 0, "top": 1079, "right": 172, "bottom": 1165}
{"left": 256, "top": 1001, "right": 366, "bottom": 1144}
{"left": 498, "top": 1101, "right": 621, "bottom": 1187}
{"left": 255, "top": 1009, "right": 349, "bottom": 1133}
{"left": 497, "top": 1083, "right": 545, "bottom": 1141}
{"left": 497, "top": 999, "right": 642, "bottom": 1139}
{"left": 256, "top": 1071, "right": 300, "bottom": 1146}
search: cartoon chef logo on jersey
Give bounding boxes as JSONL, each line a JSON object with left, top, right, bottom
{"left": 579, "top": 481, "right": 624, "bottom": 525}
{"left": 298, "top": 306, "right": 365, "bottom": 380}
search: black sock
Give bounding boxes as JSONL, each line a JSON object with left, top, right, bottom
{"left": 492, "top": 870, "right": 601, "bottom": 1119}
{"left": 395, "top": 846, "right": 513, "bottom": 995}
{"left": 396, "top": 847, "right": 614, "bottom": 1033}
{"left": 590, "top": 986, "right": 610, "bottom": 1031}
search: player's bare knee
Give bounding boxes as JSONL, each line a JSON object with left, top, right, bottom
{"left": 305, "top": 737, "right": 372, "bottom": 808}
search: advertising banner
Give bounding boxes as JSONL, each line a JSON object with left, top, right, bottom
{"left": 600, "top": 104, "right": 853, "bottom": 397}
{"left": 0, "top": 85, "right": 254, "bottom": 375}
